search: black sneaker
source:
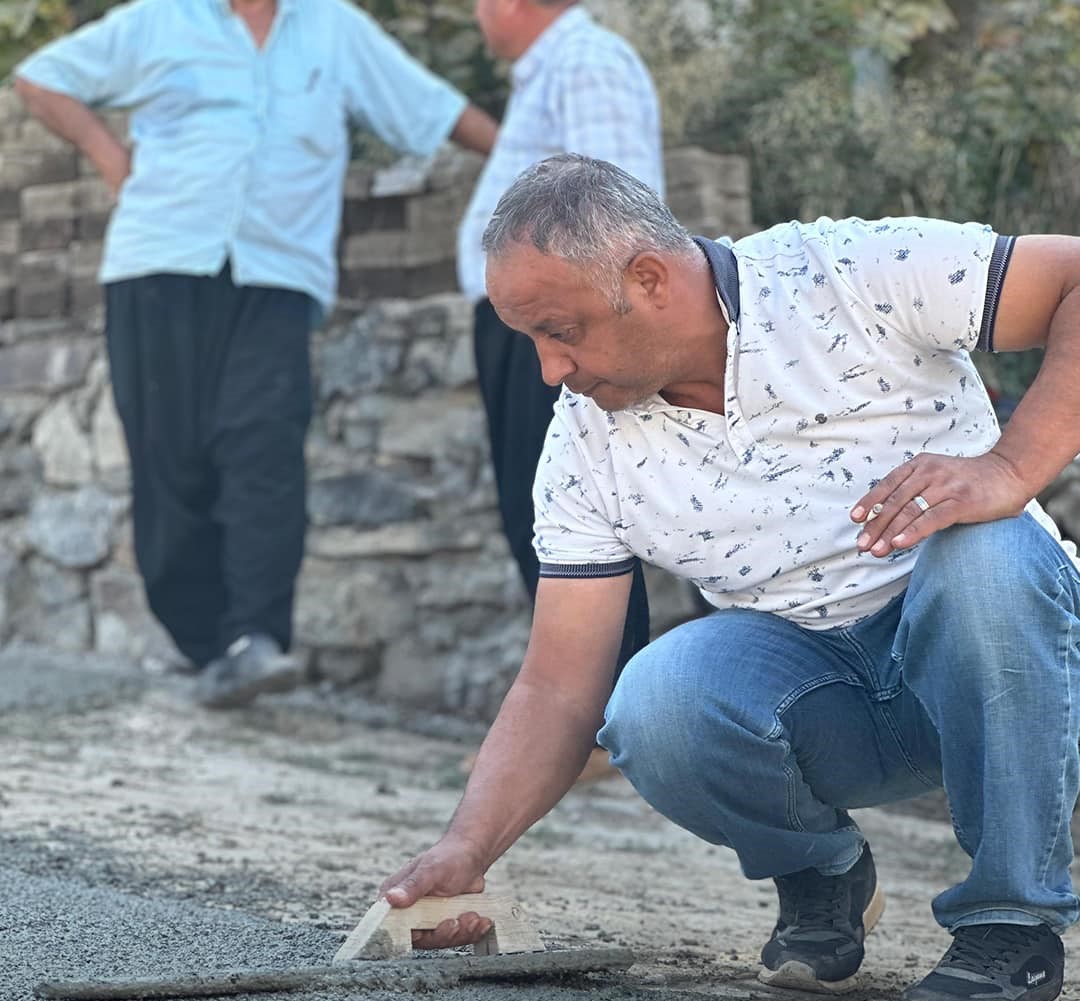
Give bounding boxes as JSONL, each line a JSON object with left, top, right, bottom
{"left": 759, "top": 844, "right": 885, "bottom": 993}
{"left": 196, "top": 633, "right": 302, "bottom": 709}
{"left": 903, "top": 923, "right": 1063, "bottom": 1001}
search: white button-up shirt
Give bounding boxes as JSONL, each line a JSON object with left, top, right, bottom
{"left": 456, "top": 5, "right": 663, "bottom": 303}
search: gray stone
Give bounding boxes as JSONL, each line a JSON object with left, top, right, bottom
{"left": 316, "top": 322, "right": 403, "bottom": 399}
{"left": 307, "top": 469, "right": 421, "bottom": 528}
{"left": 0, "top": 445, "right": 41, "bottom": 517}
{"left": 376, "top": 633, "right": 442, "bottom": 706}
{"left": 5, "top": 556, "right": 91, "bottom": 651}
{"left": 90, "top": 566, "right": 177, "bottom": 663}
{"left": 70, "top": 355, "right": 108, "bottom": 428}
{"left": 25, "top": 554, "right": 85, "bottom": 608}
{"left": 0, "top": 317, "right": 80, "bottom": 343}
{"left": 91, "top": 387, "right": 129, "bottom": 483}
{"left": 405, "top": 189, "right": 468, "bottom": 239}
{"left": 444, "top": 332, "right": 476, "bottom": 388}
{"left": 407, "top": 549, "right": 522, "bottom": 611}
{"left": 294, "top": 557, "right": 414, "bottom": 648}
{"left": 0, "top": 87, "right": 23, "bottom": 126}
{"left": 379, "top": 391, "right": 484, "bottom": 460}
{"left": 0, "top": 339, "right": 95, "bottom": 392}
{"left": 308, "top": 521, "right": 484, "bottom": 559}
{"left": 32, "top": 397, "right": 94, "bottom": 486}
{"left": 15, "top": 248, "right": 70, "bottom": 317}
{"left": 26, "top": 486, "right": 115, "bottom": 569}
{"left": 399, "top": 336, "right": 448, "bottom": 395}
{"left": 0, "top": 517, "right": 30, "bottom": 559}
{"left": 315, "top": 645, "right": 381, "bottom": 686}
{"left": 0, "top": 148, "right": 78, "bottom": 190}
{"left": 441, "top": 628, "right": 526, "bottom": 719}
{"left": 0, "top": 218, "right": 18, "bottom": 255}
{"left": 20, "top": 181, "right": 77, "bottom": 251}
{"left": 665, "top": 146, "right": 750, "bottom": 196}
{"left": 10, "top": 598, "right": 92, "bottom": 651}
{"left": 0, "top": 545, "right": 17, "bottom": 641}
{"left": 0, "top": 393, "right": 47, "bottom": 441}
{"left": 74, "top": 177, "right": 114, "bottom": 216}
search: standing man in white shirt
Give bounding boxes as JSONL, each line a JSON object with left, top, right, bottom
{"left": 15, "top": 0, "right": 496, "bottom": 709}
{"left": 458, "top": 0, "right": 663, "bottom": 681}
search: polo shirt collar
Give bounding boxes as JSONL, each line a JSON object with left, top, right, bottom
{"left": 512, "top": 5, "right": 590, "bottom": 86}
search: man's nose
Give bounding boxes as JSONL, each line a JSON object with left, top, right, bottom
{"left": 535, "top": 343, "right": 575, "bottom": 387}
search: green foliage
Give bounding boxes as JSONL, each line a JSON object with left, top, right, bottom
{"left": 661, "top": 0, "right": 1080, "bottom": 237}
{"left": 0, "top": 0, "right": 71, "bottom": 77}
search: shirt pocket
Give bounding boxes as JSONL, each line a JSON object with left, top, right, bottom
{"left": 271, "top": 75, "right": 347, "bottom": 159}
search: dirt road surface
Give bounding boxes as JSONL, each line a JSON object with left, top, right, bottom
{"left": 1, "top": 644, "right": 1076, "bottom": 1001}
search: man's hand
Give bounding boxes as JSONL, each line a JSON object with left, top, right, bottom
{"left": 99, "top": 145, "right": 132, "bottom": 198}
{"left": 850, "top": 451, "right": 1028, "bottom": 558}
{"left": 378, "top": 836, "right": 493, "bottom": 949}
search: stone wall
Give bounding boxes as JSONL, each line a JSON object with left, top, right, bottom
{"left": 0, "top": 86, "right": 756, "bottom": 719}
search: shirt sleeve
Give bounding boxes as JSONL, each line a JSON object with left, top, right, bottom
{"left": 337, "top": 5, "right": 467, "bottom": 158}
{"left": 532, "top": 400, "right": 638, "bottom": 579}
{"left": 818, "top": 216, "right": 1015, "bottom": 353}
{"left": 552, "top": 57, "right": 665, "bottom": 198}
{"left": 14, "top": 1, "right": 148, "bottom": 109}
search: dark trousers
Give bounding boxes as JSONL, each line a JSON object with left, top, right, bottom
{"left": 104, "top": 268, "right": 313, "bottom": 668}
{"left": 473, "top": 298, "right": 650, "bottom": 672}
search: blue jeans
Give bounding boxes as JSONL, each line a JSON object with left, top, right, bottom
{"left": 598, "top": 515, "right": 1080, "bottom": 931}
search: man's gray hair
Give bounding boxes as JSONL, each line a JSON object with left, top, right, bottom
{"left": 481, "top": 153, "right": 698, "bottom": 313}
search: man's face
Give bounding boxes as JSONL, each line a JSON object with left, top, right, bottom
{"left": 486, "top": 243, "right": 671, "bottom": 413}
{"left": 474, "top": 0, "right": 518, "bottom": 60}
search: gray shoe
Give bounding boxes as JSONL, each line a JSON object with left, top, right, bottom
{"left": 196, "top": 634, "right": 302, "bottom": 710}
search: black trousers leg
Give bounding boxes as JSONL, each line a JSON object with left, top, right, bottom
{"left": 473, "top": 298, "right": 650, "bottom": 672}
{"left": 104, "top": 270, "right": 312, "bottom": 667}
{"left": 211, "top": 283, "right": 312, "bottom": 652}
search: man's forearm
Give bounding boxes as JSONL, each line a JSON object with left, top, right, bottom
{"left": 991, "top": 285, "right": 1080, "bottom": 500}
{"left": 14, "top": 78, "right": 130, "bottom": 192}
{"left": 449, "top": 103, "right": 498, "bottom": 156}
{"left": 443, "top": 676, "right": 602, "bottom": 868}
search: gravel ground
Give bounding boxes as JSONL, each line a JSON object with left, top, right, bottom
{"left": 1, "top": 643, "right": 1077, "bottom": 1001}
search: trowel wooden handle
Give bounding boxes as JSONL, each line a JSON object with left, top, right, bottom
{"left": 333, "top": 892, "right": 545, "bottom": 963}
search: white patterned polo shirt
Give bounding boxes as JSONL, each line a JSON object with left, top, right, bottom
{"left": 533, "top": 216, "right": 1068, "bottom": 629}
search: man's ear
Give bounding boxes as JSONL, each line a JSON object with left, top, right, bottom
{"left": 625, "top": 251, "right": 672, "bottom": 308}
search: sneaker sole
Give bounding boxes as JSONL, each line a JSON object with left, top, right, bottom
{"left": 758, "top": 882, "right": 886, "bottom": 994}
{"left": 198, "top": 659, "right": 303, "bottom": 710}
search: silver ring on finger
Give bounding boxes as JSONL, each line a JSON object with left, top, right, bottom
{"left": 913, "top": 494, "right": 931, "bottom": 513}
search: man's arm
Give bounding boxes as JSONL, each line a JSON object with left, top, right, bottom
{"left": 378, "top": 571, "right": 633, "bottom": 948}
{"left": 852, "top": 234, "right": 1080, "bottom": 555}
{"left": 13, "top": 78, "right": 129, "bottom": 194}
{"left": 448, "top": 103, "right": 498, "bottom": 156}
{"left": 13, "top": 3, "right": 147, "bottom": 195}
{"left": 339, "top": 4, "right": 495, "bottom": 160}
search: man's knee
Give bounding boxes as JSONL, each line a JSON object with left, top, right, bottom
{"left": 909, "top": 515, "right": 1070, "bottom": 620}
